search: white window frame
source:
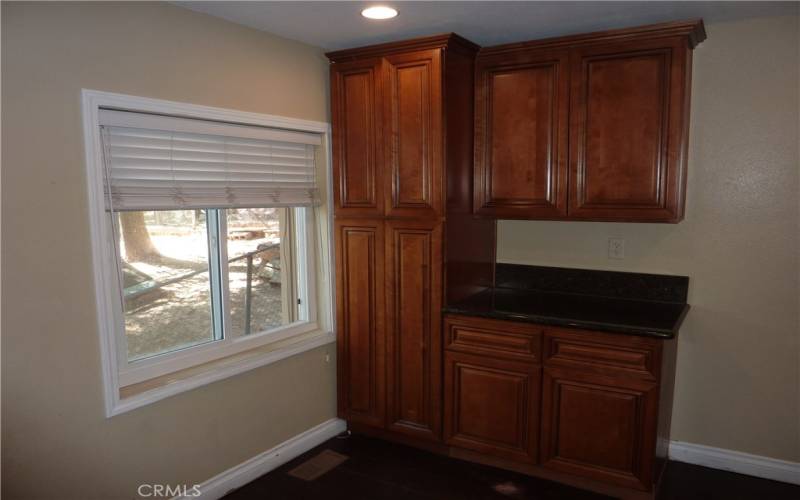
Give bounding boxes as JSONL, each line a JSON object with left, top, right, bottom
{"left": 82, "top": 90, "right": 334, "bottom": 417}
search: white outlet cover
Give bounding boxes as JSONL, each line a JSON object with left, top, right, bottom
{"left": 608, "top": 238, "right": 625, "bottom": 259}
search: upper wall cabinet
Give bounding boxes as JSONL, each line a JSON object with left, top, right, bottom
{"left": 475, "top": 20, "right": 706, "bottom": 223}
{"left": 474, "top": 48, "right": 570, "bottom": 219}
{"left": 568, "top": 37, "right": 690, "bottom": 221}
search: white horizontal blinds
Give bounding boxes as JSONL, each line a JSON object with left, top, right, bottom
{"left": 98, "top": 109, "right": 321, "bottom": 210}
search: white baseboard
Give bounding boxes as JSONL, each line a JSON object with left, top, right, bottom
{"left": 176, "top": 418, "right": 347, "bottom": 499}
{"left": 669, "top": 441, "right": 800, "bottom": 486}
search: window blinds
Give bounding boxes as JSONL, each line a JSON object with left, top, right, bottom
{"left": 98, "top": 109, "right": 321, "bottom": 211}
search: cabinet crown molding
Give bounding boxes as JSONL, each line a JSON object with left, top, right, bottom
{"left": 326, "top": 19, "right": 705, "bottom": 63}
{"left": 478, "top": 18, "right": 706, "bottom": 57}
{"left": 326, "top": 33, "right": 480, "bottom": 62}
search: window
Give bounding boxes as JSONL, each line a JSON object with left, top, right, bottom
{"left": 83, "top": 91, "right": 333, "bottom": 416}
{"left": 116, "top": 207, "right": 309, "bottom": 378}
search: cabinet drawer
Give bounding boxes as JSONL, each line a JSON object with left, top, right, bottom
{"left": 444, "top": 315, "right": 541, "bottom": 363}
{"left": 544, "top": 329, "right": 659, "bottom": 380}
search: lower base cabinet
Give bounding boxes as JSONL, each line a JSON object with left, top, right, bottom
{"left": 444, "top": 351, "right": 540, "bottom": 464}
{"left": 540, "top": 367, "right": 659, "bottom": 490}
{"left": 346, "top": 314, "right": 676, "bottom": 500}
{"left": 439, "top": 315, "right": 674, "bottom": 499}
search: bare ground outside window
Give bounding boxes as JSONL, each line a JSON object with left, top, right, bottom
{"left": 119, "top": 209, "right": 290, "bottom": 361}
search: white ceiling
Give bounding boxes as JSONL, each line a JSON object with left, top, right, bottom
{"left": 175, "top": 1, "right": 797, "bottom": 51}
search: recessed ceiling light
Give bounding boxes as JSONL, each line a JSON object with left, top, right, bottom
{"left": 361, "top": 6, "right": 398, "bottom": 20}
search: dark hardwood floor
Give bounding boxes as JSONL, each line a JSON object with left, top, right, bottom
{"left": 224, "top": 434, "right": 799, "bottom": 500}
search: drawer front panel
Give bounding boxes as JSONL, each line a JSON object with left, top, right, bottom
{"left": 544, "top": 329, "right": 659, "bottom": 380}
{"left": 445, "top": 315, "right": 541, "bottom": 363}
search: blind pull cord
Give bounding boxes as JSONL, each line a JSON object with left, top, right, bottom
{"left": 101, "top": 127, "right": 128, "bottom": 315}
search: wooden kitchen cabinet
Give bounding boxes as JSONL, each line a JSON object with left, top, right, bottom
{"left": 329, "top": 23, "right": 692, "bottom": 500}
{"left": 330, "top": 58, "right": 383, "bottom": 217}
{"left": 441, "top": 316, "right": 678, "bottom": 499}
{"left": 540, "top": 327, "right": 673, "bottom": 494}
{"left": 475, "top": 20, "right": 705, "bottom": 222}
{"left": 334, "top": 219, "right": 386, "bottom": 427}
{"left": 383, "top": 50, "right": 444, "bottom": 218}
{"left": 330, "top": 45, "right": 448, "bottom": 219}
{"left": 328, "top": 36, "right": 496, "bottom": 434}
{"left": 385, "top": 220, "right": 443, "bottom": 440}
{"left": 443, "top": 315, "right": 542, "bottom": 463}
{"left": 474, "top": 48, "right": 570, "bottom": 218}
{"left": 540, "top": 367, "right": 659, "bottom": 490}
{"left": 444, "top": 351, "right": 541, "bottom": 464}
{"left": 568, "top": 37, "right": 692, "bottom": 222}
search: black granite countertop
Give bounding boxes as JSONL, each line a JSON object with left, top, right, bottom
{"left": 443, "top": 264, "right": 690, "bottom": 339}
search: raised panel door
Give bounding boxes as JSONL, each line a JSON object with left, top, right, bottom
{"left": 331, "top": 59, "right": 383, "bottom": 216}
{"left": 474, "top": 49, "right": 569, "bottom": 218}
{"left": 335, "top": 219, "right": 385, "bottom": 427}
{"left": 383, "top": 50, "right": 443, "bottom": 217}
{"left": 385, "top": 220, "right": 442, "bottom": 440}
{"left": 540, "top": 367, "right": 659, "bottom": 490}
{"left": 569, "top": 38, "right": 690, "bottom": 221}
{"left": 444, "top": 351, "right": 540, "bottom": 464}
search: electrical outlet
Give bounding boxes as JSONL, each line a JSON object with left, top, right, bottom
{"left": 608, "top": 238, "right": 625, "bottom": 259}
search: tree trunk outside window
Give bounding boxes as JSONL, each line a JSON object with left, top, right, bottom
{"left": 119, "top": 211, "right": 161, "bottom": 262}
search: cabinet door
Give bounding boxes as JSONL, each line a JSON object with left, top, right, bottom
{"left": 474, "top": 49, "right": 569, "bottom": 218}
{"left": 541, "top": 367, "right": 659, "bottom": 490}
{"left": 385, "top": 220, "right": 442, "bottom": 440}
{"left": 444, "top": 351, "right": 540, "bottom": 464}
{"left": 383, "top": 50, "right": 443, "bottom": 217}
{"left": 335, "top": 219, "right": 385, "bottom": 427}
{"left": 331, "top": 59, "right": 383, "bottom": 216}
{"left": 569, "top": 38, "right": 690, "bottom": 222}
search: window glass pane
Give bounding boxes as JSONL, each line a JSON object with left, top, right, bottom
{"left": 226, "top": 208, "right": 298, "bottom": 335}
{"left": 118, "top": 210, "right": 216, "bottom": 361}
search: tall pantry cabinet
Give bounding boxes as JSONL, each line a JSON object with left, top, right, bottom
{"left": 328, "top": 35, "right": 496, "bottom": 442}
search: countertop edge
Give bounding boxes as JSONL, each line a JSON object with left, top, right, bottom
{"left": 442, "top": 303, "right": 690, "bottom": 340}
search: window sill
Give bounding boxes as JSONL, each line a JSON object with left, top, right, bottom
{"left": 109, "top": 329, "right": 335, "bottom": 417}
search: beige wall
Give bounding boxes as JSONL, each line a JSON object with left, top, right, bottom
{"left": 499, "top": 13, "right": 800, "bottom": 462}
{"left": 1, "top": 2, "right": 335, "bottom": 499}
